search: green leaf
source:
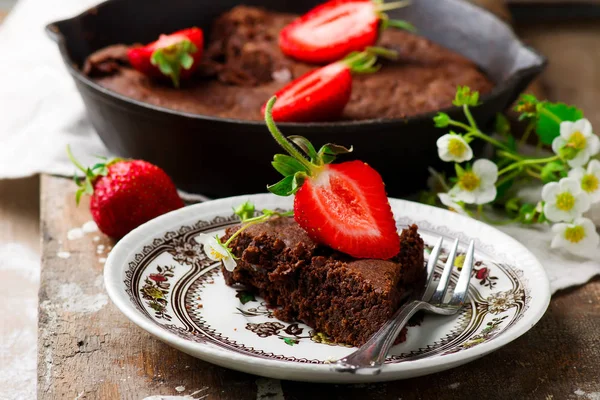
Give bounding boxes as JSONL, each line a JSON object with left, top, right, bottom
{"left": 75, "top": 187, "right": 85, "bottom": 206}
{"left": 434, "top": 112, "right": 450, "bottom": 128}
{"left": 267, "top": 175, "right": 295, "bottom": 196}
{"left": 235, "top": 290, "right": 256, "bottom": 305}
{"left": 318, "top": 143, "right": 353, "bottom": 165}
{"left": 272, "top": 154, "right": 308, "bottom": 177}
{"left": 495, "top": 113, "right": 511, "bottom": 136}
{"left": 180, "top": 52, "right": 194, "bottom": 69}
{"left": 233, "top": 201, "right": 255, "bottom": 221}
{"left": 288, "top": 136, "right": 318, "bottom": 162}
{"left": 386, "top": 19, "right": 416, "bottom": 32}
{"left": 506, "top": 135, "right": 517, "bottom": 152}
{"left": 536, "top": 102, "right": 583, "bottom": 145}
{"left": 505, "top": 197, "right": 520, "bottom": 214}
{"left": 291, "top": 171, "right": 307, "bottom": 193}
{"left": 150, "top": 39, "right": 198, "bottom": 88}
{"left": 282, "top": 337, "right": 297, "bottom": 346}
{"left": 455, "top": 163, "right": 466, "bottom": 178}
{"left": 540, "top": 161, "right": 567, "bottom": 183}
{"left": 518, "top": 203, "right": 537, "bottom": 224}
{"left": 84, "top": 178, "right": 94, "bottom": 195}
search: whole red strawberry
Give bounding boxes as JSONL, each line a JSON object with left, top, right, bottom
{"left": 263, "top": 97, "right": 399, "bottom": 259}
{"left": 128, "top": 27, "right": 204, "bottom": 87}
{"left": 262, "top": 47, "right": 397, "bottom": 122}
{"left": 279, "top": 0, "right": 414, "bottom": 64}
{"left": 67, "top": 147, "right": 184, "bottom": 238}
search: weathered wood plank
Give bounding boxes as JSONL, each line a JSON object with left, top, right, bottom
{"left": 38, "top": 175, "right": 258, "bottom": 400}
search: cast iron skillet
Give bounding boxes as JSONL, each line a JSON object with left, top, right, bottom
{"left": 47, "top": 0, "right": 546, "bottom": 198}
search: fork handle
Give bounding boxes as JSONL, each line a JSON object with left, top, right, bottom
{"left": 332, "top": 300, "right": 426, "bottom": 375}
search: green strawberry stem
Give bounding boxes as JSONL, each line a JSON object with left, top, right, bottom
{"left": 374, "top": 0, "right": 411, "bottom": 12}
{"left": 150, "top": 39, "right": 197, "bottom": 88}
{"left": 66, "top": 145, "right": 120, "bottom": 205}
{"left": 264, "top": 97, "right": 318, "bottom": 175}
{"left": 342, "top": 47, "right": 398, "bottom": 74}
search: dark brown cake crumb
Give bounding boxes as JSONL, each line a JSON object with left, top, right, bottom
{"left": 222, "top": 217, "right": 425, "bottom": 347}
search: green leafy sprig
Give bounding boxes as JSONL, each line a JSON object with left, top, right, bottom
{"left": 150, "top": 38, "right": 198, "bottom": 88}
{"left": 66, "top": 145, "right": 121, "bottom": 205}
{"left": 263, "top": 97, "right": 353, "bottom": 196}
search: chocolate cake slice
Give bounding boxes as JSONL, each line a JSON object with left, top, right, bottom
{"left": 221, "top": 217, "right": 425, "bottom": 347}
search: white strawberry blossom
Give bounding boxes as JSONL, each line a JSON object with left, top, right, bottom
{"left": 568, "top": 159, "right": 600, "bottom": 204}
{"left": 542, "top": 177, "right": 591, "bottom": 222}
{"left": 552, "top": 118, "right": 600, "bottom": 167}
{"left": 436, "top": 134, "right": 473, "bottom": 163}
{"left": 198, "top": 233, "right": 236, "bottom": 271}
{"left": 438, "top": 193, "right": 469, "bottom": 215}
{"left": 448, "top": 159, "right": 498, "bottom": 204}
{"left": 551, "top": 217, "right": 600, "bottom": 256}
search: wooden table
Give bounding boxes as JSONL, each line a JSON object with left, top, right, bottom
{"left": 36, "top": 4, "right": 600, "bottom": 400}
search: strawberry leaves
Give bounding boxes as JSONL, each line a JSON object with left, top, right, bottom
{"left": 264, "top": 97, "right": 353, "bottom": 196}
{"left": 150, "top": 39, "right": 198, "bottom": 88}
{"left": 67, "top": 145, "right": 121, "bottom": 205}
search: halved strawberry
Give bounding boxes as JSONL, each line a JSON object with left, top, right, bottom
{"left": 263, "top": 97, "right": 400, "bottom": 259}
{"left": 262, "top": 47, "right": 397, "bottom": 122}
{"left": 127, "top": 27, "right": 204, "bottom": 87}
{"left": 279, "top": 0, "right": 414, "bottom": 64}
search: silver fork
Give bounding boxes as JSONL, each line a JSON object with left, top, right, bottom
{"left": 332, "top": 237, "right": 475, "bottom": 375}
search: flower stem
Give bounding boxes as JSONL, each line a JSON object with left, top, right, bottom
{"left": 466, "top": 130, "right": 512, "bottom": 152}
{"left": 463, "top": 105, "right": 478, "bottom": 130}
{"left": 496, "top": 168, "right": 522, "bottom": 188}
{"left": 498, "top": 155, "right": 560, "bottom": 176}
{"left": 264, "top": 97, "right": 315, "bottom": 173}
{"left": 448, "top": 120, "right": 472, "bottom": 132}
{"left": 525, "top": 169, "right": 542, "bottom": 179}
{"left": 224, "top": 210, "right": 293, "bottom": 248}
{"left": 518, "top": 121, "right": 535, "bottom": 147}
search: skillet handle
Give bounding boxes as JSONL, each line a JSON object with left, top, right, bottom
{"left": 45, "top": 22, "right": 63, "bottom": 43}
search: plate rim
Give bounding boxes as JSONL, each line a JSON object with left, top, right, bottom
{"left": 104, "top": 193, "right": 551, "bottom": 382}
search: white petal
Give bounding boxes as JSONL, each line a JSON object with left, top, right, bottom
{"left": 436, "top": 134, "right": 451, "bottom": 147}
{"left": 438, "top": 148, "right": 454, "bottom": 162}
{"left": 473, "top": 186, "right": 497, "bottom": 204}
{"left": 573, "top": 191, "right": 591, "bottom": 215}
{"left": 559, "top": 177, "right": 582, "bottom": 194}
{"left": 552, "top": 137, "right": 566, "bottom": 156}
{"left": 567, "top": 149, "right": 590, "bottom": 168}
{"left": 197, "top": 233, "right": 211, "bottom": 246}
{"left": 550, "top": 232, "right": 566, "bottom": 249}
{"left": 573, "top": 118, "right": 592, "bottom": 136}
{"left": 223, "top": 256, "right": 237, "bottom": 272}
{"left": 568, "top": 167, "right": 586, "bottom": 180}
{"left": 544, "top": 203, "right": 570, "bottom": 222}
{"left": 587, "top": 159, "right": 600, "bottom": 173}
{"left": 587, "top": 134, "right": 600, "bottom": 156}
{"left": 559, "top": 121, "right": 575, "bottom": 139}
{"left": 472, "top": 159, "right": 498, "bottom": 184}
{"left": 541, "top": 182, "right": 560, "bottom": 202}
{"left": 449, "top": 186, "right": 476, "bottom": 204}
{"left": 552, "top": 222, "right": 568, "bottom": 234}
{"left": 461, "top": 144, "right": 474, "bottom": 162}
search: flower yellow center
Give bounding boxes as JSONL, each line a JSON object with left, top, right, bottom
{"left": 566, "top": 131, "right": 587, "bottom": 150}
{"left": 555, "top": 192, "right": 575, "bottom": 211}
{"left": 564, "top": 225, "right": 585, "bottom": 243}
{"left": 448, "top": 138, "right": 466, "bottom": 157}
{"left": 458, "top": 172, "right": 480, "bottom": 192}
{"left": 581, "top": 174, "right": 599, "bottom": 193}
{"left": 210, "top": 248, "right": 225, "bottom": 260}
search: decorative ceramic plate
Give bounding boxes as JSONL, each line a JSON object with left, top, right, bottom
{"left": 105, "top": 194, "right": 550, "bottom": 383}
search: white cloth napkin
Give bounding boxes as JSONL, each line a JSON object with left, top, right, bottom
{"left": 0, "top": 0, "right": 598, "bottom": 292}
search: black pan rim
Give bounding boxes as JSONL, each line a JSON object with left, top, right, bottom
{"left": 46, "top": 0, "right": 548, "bottom": 129}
